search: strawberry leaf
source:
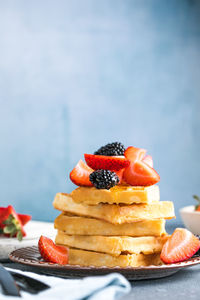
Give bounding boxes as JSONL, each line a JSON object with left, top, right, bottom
{"left": 17, "top": 231, "right": 23, "bottom": 241}
{"left": 193, "top": 195, "right": 200, "bottom": 204}
{"left": 2, "top": 213, "right": 24, "bottom": 240}
{"left": 3, "top": 224, "right": 16, "bottom": 234}
{"left": 3, "top": 214, "right": 14, "bottom": 225}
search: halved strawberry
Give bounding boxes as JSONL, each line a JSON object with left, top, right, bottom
{"left": 18, "top": 214, "right": 32, "bottom": 226}
{"left": 115, "top": 169, "right": 124, "bottom": 184}
{"left": 160, "top": 228, "right": 200, "bottom": 264}
{"left": 70, "top": 160, "right": 93, "bottom": 187}
{"left": 38, "top": 236, "right": 69, "bottom": 265}
{"left": 124, "top": 146, "right": 146, "bottom": 162}
{"left": 142, "top": 155, "right": 153, "bottom": 168}
{"left": 123, "top": 160, "right": 160, "bottom": 186}
{"left": 84, "top": 154, "right": 129, "bottom": 171}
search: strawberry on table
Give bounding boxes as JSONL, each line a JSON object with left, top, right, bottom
{"left": 18, "top": 214, "right": 32, "bottom": 226}
{"left": 160, "top": 228, "right": 200, "bottom": 264}
{"left": 38, "top": 236, "right": 69, "bottom": 265}
{"left": 70, "top": 159, "right": 94, "bottom": 187}
{"left": 84, "top": 154, "right": 130, "bottom": 171}
{"left": 0, "top": 205, "right": 26, "bottom": 241}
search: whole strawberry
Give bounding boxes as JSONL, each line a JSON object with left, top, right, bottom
{"left": 0, "top": 205, "right": 26, "bottom": 241}
{"left": 193, "top": 195, "right": 200, "bottom": 211}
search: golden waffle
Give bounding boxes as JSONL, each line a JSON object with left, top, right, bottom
{"left": 56, "top": 231, "right": 169, "bottom": 256}
{"left": 54, "top": 213, "right": 166, "bottom": 236}
{"left": 53, "top": 193, "right": 175, "bottom": 224}
{"left": 67, "top": 248, "right": 162, "bottom": 267}
{"left": 71, "top": 185, "right": 160, "bottom": 205}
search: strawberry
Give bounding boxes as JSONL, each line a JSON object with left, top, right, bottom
{"left": 0, "top": 205, "right": 26, "bottom": 241}
{"left": 0, "top": 207, "right": 31, "bottom": 226}
{"left": 124, "top": 146, "right": 146, "bottom": 162}
{"left": 0, "top": 207, "right": 5, "bottom": 217}
{"left": 38, "top": 236, "right": 69, "bottom": 265}
{"left": 142, "top": 155, "right": 153, "bottom": 168}
{"left": 70, "top": 159, "right": 93, "bottom": 186}
{"left": 84, "top": 154, "right": 130, "bottom": 171}
{"left": 115, "top": 169, "right": 124, "bottom": 184}
{"left": 18, "top": 214, "right": 32, "bottom": 226}
{"left": 193, "top": 195, "right": 200, "bottom": 212}
{"left": 123, "top": 160, "right": 160, "bottom": 186}
{"left": 160, "top": 228, "right": 200, "bottom": 264}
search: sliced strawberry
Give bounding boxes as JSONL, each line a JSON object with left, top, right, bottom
{"left": 123, "top": 160, "right": 160, "bottom": 186}
{"left": 84, "top": 154, "right": 130, "bottom": 171}
{"left": 114, "top": 169, "right": 124, "bottom": 184}
{"left": 0, "top": 208, "right": 31, "bottom": 226}
{"left": 142, "top": 155, "right": 153, "bottom": 168}
{"left": 18, "top": 214, "right": 32, "bottom": 226}
{"left": 70, "top": 159, "right": 93, "bottom": 187}
{"left": 38, "top": 235, "right": 69, "bottom": 265}
{"left": 124, "top": 146, "right": 146, "bottom": 162}
{"left": 160, "top": 228, "right": 200, "bottom": 264}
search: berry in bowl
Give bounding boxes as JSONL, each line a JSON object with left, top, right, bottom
{"left": 179, "top": 195, "right": 200, "bottom": 235}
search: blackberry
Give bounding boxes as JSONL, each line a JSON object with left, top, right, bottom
{"left": 89, "top": 170, "right": 119, "bottom": 190}
{"left": 94, "top": 142, "right": 125, "bottom": 156}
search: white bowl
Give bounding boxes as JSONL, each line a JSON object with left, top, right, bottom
{"left": 179, "top": 205, "right": 200, "bottom": 235}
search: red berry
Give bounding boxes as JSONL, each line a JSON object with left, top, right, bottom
{"left": 0, "top": 205, "right": 26, "bottom": 240}
{"left": 142, "top": 155, "right": 153, "bottom": 168}
{"left": 114, "top": 169, "right": 124, "bottom": 184}
{"left": 70, "top": 160, "right": 93, "bottom": 187}
{"left": 38, "top": 236, "right": 69, "bottom": 265}
{"left": 84, "top": 154, "right": 129, "bottom": 171}
{"left": 18, "top": 214, "right": 32, "bottom": 226}
{"left": 196, "top": 206, "right": 200, "bottom": 212}
{"left": 123, "top": 160, "right": 160, "bottom": 186}
{"left": 124, "top": 146, "right": 146, "bottom": 162}
{"left": 160, "top": 228, "right": 200, "bottom": 264}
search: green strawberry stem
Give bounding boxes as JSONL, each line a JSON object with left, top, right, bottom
{"left": 2, "top": 214, "right": 23, "bottom": 241}
{"left": 193, "top": 195, "right": 200, "bottom": 203}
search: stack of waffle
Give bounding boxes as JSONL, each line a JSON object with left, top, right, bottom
{"left": 53, "top": 184, "right": 175, "bottom": 267}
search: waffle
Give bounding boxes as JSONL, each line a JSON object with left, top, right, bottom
{"left": 53, "top": 193, "right": 175, "bottom": 224}
{"left": 71, "top": 185, "right": 160, "bottom": 205}
{"left": 67, "top": 248, "right": 162, "bottom": 267}
{"left": 54, "top": 213, "right": 166, "bottom": 236}
{"left": 56, "top": 231, "right": 169, "bottom": 256}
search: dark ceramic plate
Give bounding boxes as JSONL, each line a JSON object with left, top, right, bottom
{"left": 9, "top": 246, "right": 200, "bottom": 280}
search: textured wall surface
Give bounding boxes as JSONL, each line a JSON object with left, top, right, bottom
{"left": 0, "top": 0, "right": 199, "bottom": 222}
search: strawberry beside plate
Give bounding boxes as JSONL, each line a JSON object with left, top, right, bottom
{"left": 0, "top": 221, "right": 56, "bottom": 261}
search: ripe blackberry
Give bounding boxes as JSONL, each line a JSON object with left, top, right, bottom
{"left": 89, "top": 170, "right": 119, "bottom": 190}
{"left": 94, "top": 142, "right": 125, "bottom": 156}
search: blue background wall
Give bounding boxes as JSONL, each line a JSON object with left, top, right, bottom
{"left": 0, "top": 0, "right": 199, "bottom": 224}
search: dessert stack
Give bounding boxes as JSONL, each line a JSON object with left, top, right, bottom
{"left": 53, "top": 143, "right": 175, "bottom": 267}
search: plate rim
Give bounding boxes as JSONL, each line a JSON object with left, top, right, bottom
{"left": 9, "top": 246, "right": 200, "bottom": 271}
